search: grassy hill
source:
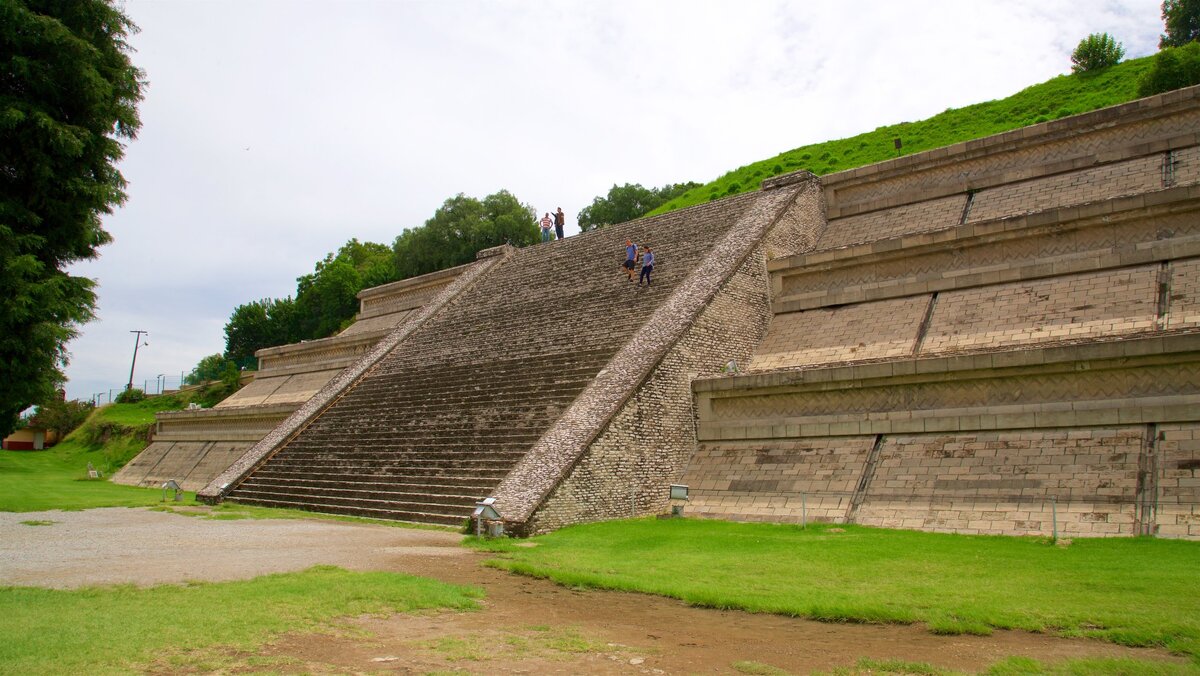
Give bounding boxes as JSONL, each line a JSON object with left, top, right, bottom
{"left": 650, "top": 55, "right": 1155, "bottom": 215}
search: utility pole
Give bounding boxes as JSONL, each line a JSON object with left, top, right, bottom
{"left": 127, "top": 330, "right": 148, "bottom": 391}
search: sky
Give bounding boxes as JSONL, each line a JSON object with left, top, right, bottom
{"left": 63, "top": 0, "right": 1164, "bottom": 402}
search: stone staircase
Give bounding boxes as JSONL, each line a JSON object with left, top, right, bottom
{"left": 224, "top": 193, "right": 761, "bottom": 524}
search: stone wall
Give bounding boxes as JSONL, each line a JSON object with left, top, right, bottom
{"left": 821, "top": 86, "right": 1200, "bottom": 220}
{"left": 689, "top": 336, "right": 1200, "bottom": 537}
{"left": 686, "top": 86, "right": 1200, "bottom": 539}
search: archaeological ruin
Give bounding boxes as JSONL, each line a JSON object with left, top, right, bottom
{"left": 126, "top": 85, "right": 1200, "bottom": 539}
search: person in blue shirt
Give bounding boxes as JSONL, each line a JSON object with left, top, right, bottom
{"left": 622, "top": 239, "right": 638, "bottom": 282}
{"left": 638, "top": 246, "right": 654, "bottom": 286}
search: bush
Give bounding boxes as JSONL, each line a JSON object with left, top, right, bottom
{"left": 1072, "top": 33, "right": 1125, "bottom": 73}
{"left": 114, "top": 388, "right": 145, "bottom": 404}
{"left": 1138, "top": 41, "right": 1200, "bottom": 96}
{"left": 26, "top": 398, "right": 94, "bottom": 440}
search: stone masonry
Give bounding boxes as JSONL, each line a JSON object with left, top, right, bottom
{"left": 114, "top": 265, "right": 464, "bottom": 491}
{"left": 200, "top": 179, "right": 814, "bottom": 532}
{"left": 194, "top": 85, "right": 1200, "bottom": 539}
{"left": 684, "top": 85, "right": 1200, "bottom": 539}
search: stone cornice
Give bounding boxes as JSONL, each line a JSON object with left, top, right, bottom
{"left": 770, "top": 185, "right": 1200, "bottom": 313}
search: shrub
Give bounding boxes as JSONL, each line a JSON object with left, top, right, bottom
{"left": 1138, "top": 41, "right": 1200, "bottom": 96}
{"left": 27, "top": 398, "right": 94, "bottom": 440}
{"left": 114, "top": 388, "right": 145, "bottom": 404}
{"left": 1072, "top": 33, "right": 1125, "bottom": 73}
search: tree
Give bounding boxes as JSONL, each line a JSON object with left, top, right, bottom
{"left": 293, "top": 257, "right": 361, "bottom": 339}
{"left": 223, "top": 297, "right": 295, "bottom": 369}
{"left": 577, "top": 182, "right": 701, "bottom": 231}
{"left": 1161, "top": 0, "right": 1200, "bottom": 48}
{"left": 222, "top": 238, "right": 395, "bottom": 366}
{"left": 393, "top": 190, "right": 537, "bottom": 280}
{"left": 26, "top": 394, "right": 93, "bottom": 440}
{"left": 1138, "top": 40, "right": 1200, "bottom": 95}
{"left": 292, "top": 238, "right": 395, "bottom": 340}
{"left": 1071, "top": 33, "right": 1125, "bottom": 73}
{"left": 185, "top": 354, "right": 239, "bottom": 385}
{"left": 0, "top": 2, "right": 145, "bottom": 436}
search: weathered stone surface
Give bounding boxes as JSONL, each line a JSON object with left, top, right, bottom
{"left": 210, "top": 180, "right": 813, "bottom": 528}
{"left": 693, "top": 86, "right": 1200, "bottom": 539}
{"left": 113, "top": 266, "right": 467, "bottom": 493}
{"left": 171, "top": 86, "right": 1200, "bottom": 539}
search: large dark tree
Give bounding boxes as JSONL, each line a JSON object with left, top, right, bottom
{"left": 577, "top": 182, "right": 700, "bottom": 232}
{"left": 1161, "top": 0, "right": 1200, "bottom": 48}
{"left": 392, "top": 190, "right": 537, "bottom": 280}
{"left": 0, "top": 1, "right": 144, "bottom": 436}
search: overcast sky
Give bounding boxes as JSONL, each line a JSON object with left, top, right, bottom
{"left": 63, "top": 0, "right": 1164, "bottom": 401}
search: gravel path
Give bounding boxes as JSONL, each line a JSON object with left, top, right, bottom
{"left": 0, "top": 507, "right": 466, "bottom": 589}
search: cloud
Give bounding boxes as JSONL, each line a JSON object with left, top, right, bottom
{"left": 61, "top": 0, "right": 1164, "bottom": 400}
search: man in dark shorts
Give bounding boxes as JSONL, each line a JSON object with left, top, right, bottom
{"left": 622, "top": 239, "right": 638, "bottom": 281}
{"left": 554, "top": 207, "right": 566, "bottom": 240}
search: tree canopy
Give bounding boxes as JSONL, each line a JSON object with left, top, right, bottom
{"left": 1138, "top": 40, "right": 1200, "bottom": 95}
{"left": 184, "top": 353, "right": 240, "bottom": 386}
{"left": 0, "top": 1, "right": 145, "bottom": 436}
{"left": 576, "top": 182, "right": 700, "bottom": 232}
{"left": 220, "top": 192, "right": 536, "bottom": 367}
{"left": 1160, "top": 0, "right": 1200, "bottom": 48}
{"left": 1071, "top": 33, "right": 1125, "bottom": 73}
{"left": 392, "top": 190, "right": 537, "bottom": 280}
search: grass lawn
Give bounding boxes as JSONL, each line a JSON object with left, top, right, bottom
{"left": 0, "top": 565, "right": 481, "bottom": 675}
{"left": 0, "top": 437, "right": 176, "bottom": 512}
{"left": 0, "top": 395, "right": 182, "bottom": 511}
{"left": 470, "top": 519, "right": 1200, "bottom": 660}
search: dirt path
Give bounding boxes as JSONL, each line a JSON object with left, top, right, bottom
{"left": 1, "top": 508, "right": 1185, "bottom": 674}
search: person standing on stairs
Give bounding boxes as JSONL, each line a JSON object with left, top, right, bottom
{"left": 554, "top": 207, "right": 566, "bottom": 241}
{"left": 622, "top": 239, "right": 639, "bottom": 282}
{"left": 540, "top": 212, "right": 553, "bottom": 243}
{"left": 638, "top": 245, "right": 654, "bottom": 286}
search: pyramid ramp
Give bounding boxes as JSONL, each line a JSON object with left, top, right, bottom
{"left": 200, "top": 173, "right": 823, "bottom": 531}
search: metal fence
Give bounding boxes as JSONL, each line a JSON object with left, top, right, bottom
{"left": 90, "top": 373, "right": 187, "bottom": 406}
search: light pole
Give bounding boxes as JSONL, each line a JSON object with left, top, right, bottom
{"left": 156, "top": 374, "right": 165, "bottom": 394}
{"left": 127, "top": 330, "right": 148, "bottom": 391}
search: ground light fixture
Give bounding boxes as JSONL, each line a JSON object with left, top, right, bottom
{"left": 473, "top": 497, "right": 502, "bottom": 537}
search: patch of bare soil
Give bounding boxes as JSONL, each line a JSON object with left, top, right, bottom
{"left": 256, "top": 550, "right": 1186, "bottom": 675}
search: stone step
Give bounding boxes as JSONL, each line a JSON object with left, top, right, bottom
{"left": 227, "top": 495, "right": 470, "bottom": 527}
{"left": 236, "top": 480, "right": 482, "bottom": 506}
{"left": 238, "top": 475, "right": 495, "bottom": 496}
{"left": 272, "top": 444, "right": 534, "bottom": 457}
{"left": 278, "top": 432, "right": 542, "bottom": 446}
{"left": 262, "top": 455, "right": 525, "bottom": 471}
{"left": 229, "top": 487, "right": 476, "bottom": 519}
{"left": 315, "top": 390, "right": 583, "bottom": 416}
{"left": 247, "top": 469, "right": 502, "bottom": 490}
{"left": 251, "top": 466, "right": 516, "bottom": 483}
{"left": 349, "top": 373, "right": 602, "bottom": 397}
{"left": 279, "top": 436, "right": 538, "bottom": 451}
{"left": 317, "top": 367, "right": 597, "bottom": 397}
